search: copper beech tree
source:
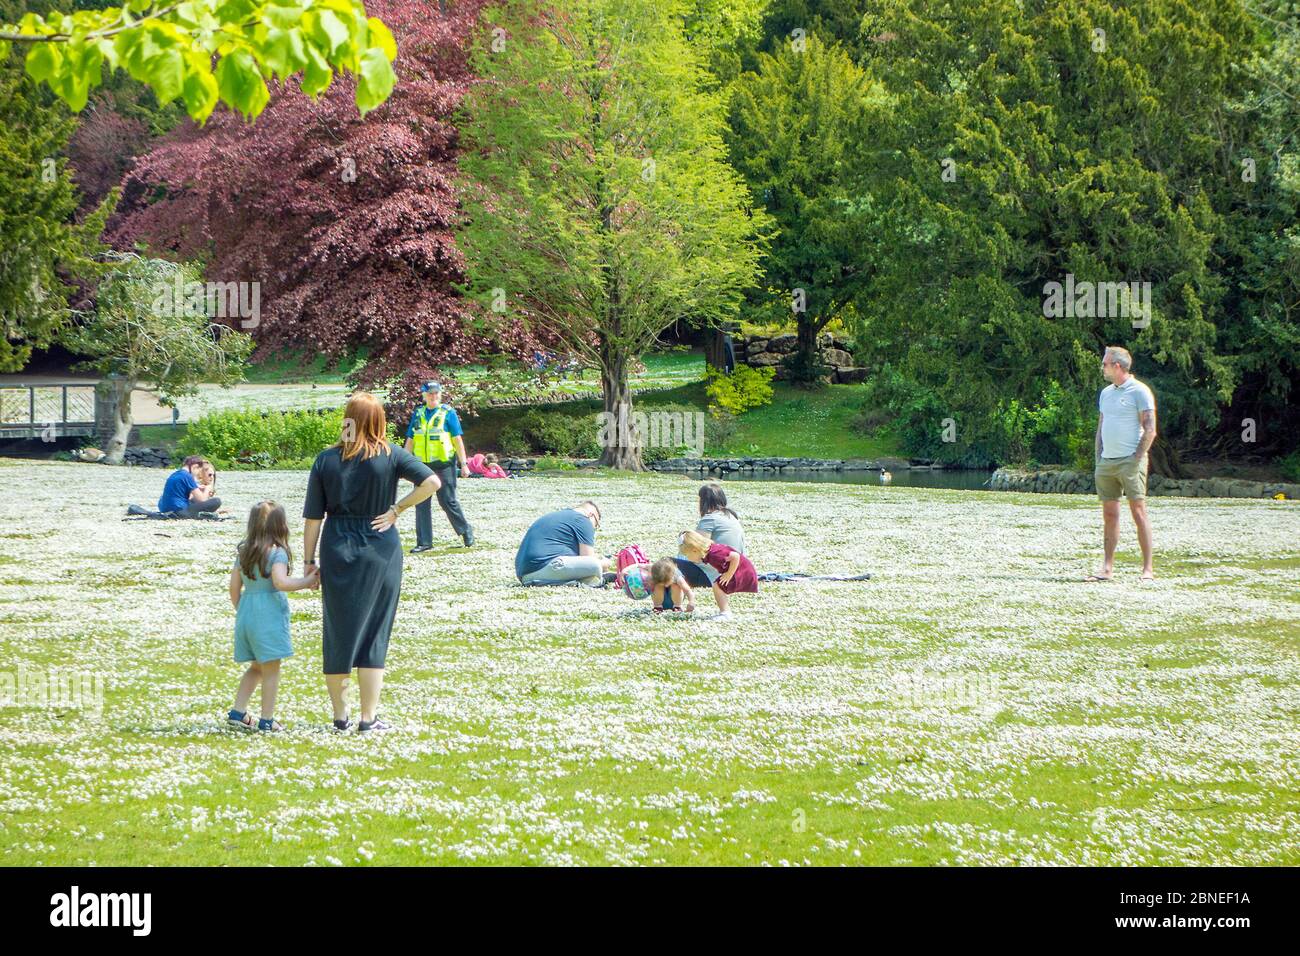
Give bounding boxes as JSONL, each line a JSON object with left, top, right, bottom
{"left": 109, "top": 0, "right": 533, "bottom": 409}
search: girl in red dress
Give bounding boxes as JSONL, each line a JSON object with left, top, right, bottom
{"left": 679, "top": 530, "right": 757, "bottom": 619}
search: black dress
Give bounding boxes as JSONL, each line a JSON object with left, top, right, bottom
{"left": 304, "top": 443, "right": 434, "bottom": 674}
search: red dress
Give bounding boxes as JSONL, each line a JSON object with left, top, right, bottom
{"left": 703, "top": 543, "right": 758, "bottom": 594}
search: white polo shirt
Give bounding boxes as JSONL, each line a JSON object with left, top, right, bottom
{"left": 1099, "top": 376, "right": 1156, "bottom": 459}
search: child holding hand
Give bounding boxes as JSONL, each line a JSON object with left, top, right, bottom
{"left": 678, "top": 530, "right": 757, "bottom": 620}
{"left": 648, "top": 557, "right": 695, "bottom": 614}
{"left": 227, "top": 501, "right": 319, "bottom": 732}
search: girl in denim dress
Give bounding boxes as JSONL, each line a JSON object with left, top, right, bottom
{"left": 227, "top": 501, "right": 318, "bottom": 732}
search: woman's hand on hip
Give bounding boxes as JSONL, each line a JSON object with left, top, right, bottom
{"left": 371, "top": 507, "right": 398, "bottom": 533}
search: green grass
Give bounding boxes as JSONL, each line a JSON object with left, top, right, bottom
{"left": 241, "top": 348, "right": 369, "bottom": 385}
{"left": 709, "top": 382, "right": 896, "bottom": 459}
{"left": 136, "top": 423, "right": 187, "bottom": 450}
{"left": 465, "top": 378, "right": 900, "bottom": 460}
{"left": 442, "top": 349, "right": 706, "bottom": 398}
{"left": 633, "top": 349, "right": 709, "bottom": 388}
{"left": 169, "top": 350, "right": 897, "bottom": 463}
{"left": 2, "top": 464, "right": 1298, "bottom": 865}
{"left": 239, "top": 347, "right": 702, "bottom": 393}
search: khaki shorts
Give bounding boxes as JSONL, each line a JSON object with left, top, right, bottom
{"left": 1095, "top": 453, "right": 1148, "bottom": 501}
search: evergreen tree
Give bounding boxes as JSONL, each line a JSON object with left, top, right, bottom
{"left": 0, "top": 40, "right": 109, "bottom": 371}
{"left": 851, "top": 0, "right": 1257, "bottom": 468}
{"left": 1212, "top": 0, "right": 1300, "bottom": 456}
{"left": 726, "top": 34, "right": 883, "bottom": 383}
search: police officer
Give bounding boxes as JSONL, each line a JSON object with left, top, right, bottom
{"left": 404, "top": 381, "right": 475, "bottom": 551}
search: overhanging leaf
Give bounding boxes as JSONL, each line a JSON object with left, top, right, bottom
{"left": 355, "top": 45, "right": 395, "bottom": 116}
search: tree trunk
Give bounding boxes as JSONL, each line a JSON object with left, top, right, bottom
{"left": 790, "top": 318, "right": 824, "bottom": 386}
{"left": 1149, "top": 434, "right": 1185, "bottom": 479}
{"left": 103, "top": 377, "right": 135, "bottom": 465}
{"left": 599, "top": 346, "right": 642, "bottom": 471}
{"left": 703, "top": 325, "right": 733, "bottom": 372}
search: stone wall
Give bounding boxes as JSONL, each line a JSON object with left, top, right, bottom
{"left": 501, "top": 455, "right": 924, "bottom": 476}
{"left": 122, "top": 446, "right": 174, "bottom": 468}
{"left": 731, "top": 332, "right": 868, "bottom": 384}
{"left": 651, "top": 455, "right": 911, "bottom": 475}
{"left": 989, "top": 467, "right": 1300, "bottom": 500}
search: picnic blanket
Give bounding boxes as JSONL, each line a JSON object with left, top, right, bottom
{"left": 755, "top": 572, "right": 872, "bottom": 582}
{"left": 123, "top": 505, "right": 229, "bottom": 521}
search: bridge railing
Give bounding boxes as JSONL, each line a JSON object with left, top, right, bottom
{"left": 0, "top": 384, "right": 99, "bottom": 439}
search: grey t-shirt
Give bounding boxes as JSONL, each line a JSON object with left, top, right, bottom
{"left": 1099, "top": 377, "right": 1155, "bottom": 459}
{"left": 680, "top": 510, "right": 746, "bottom": 583}
{"left": 696, "top": 511, "right": 745, "bottom": 554}
{"left": 515, "top": 508, "right": 596, "bottom": 580}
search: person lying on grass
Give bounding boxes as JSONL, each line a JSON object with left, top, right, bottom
{"left": 227, "top": 501, "right": 319, "bottom": 732}
{"left": 467, "top": 452, "right": 510, "bottom": 479}
{"left": 677, "top": 530, "right": 758, "bottom": 621}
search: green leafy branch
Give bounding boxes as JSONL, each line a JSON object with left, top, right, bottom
{"left": 0, "top": 0, "right": 398, "bottom": 121}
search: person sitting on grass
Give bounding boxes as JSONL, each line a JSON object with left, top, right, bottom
{"left": 158, "top": 455, "right": 222, "bottom": 517}
{"left": 227, "top": 501, "right": 319, "bottom": 732}
{"left": 648, "top": 557, "right": 695, "bottom": 614}
{"left": 515, "top": 501, "right": 613, "bottom": 587}
{"left": 678, "top": 530, "right": 758, "bottom": 621}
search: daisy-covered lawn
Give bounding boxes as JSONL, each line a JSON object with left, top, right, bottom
{"left": 1, "top": 459, "right": 1298, "bottom": 866}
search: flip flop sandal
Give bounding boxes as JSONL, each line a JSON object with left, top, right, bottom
{"left": 1083, "top": 574, "right": 1113, "bottom": 582}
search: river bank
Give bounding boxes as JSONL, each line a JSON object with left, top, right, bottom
{"left": 990, "top": 466, "right": 1300, "bottom": 500}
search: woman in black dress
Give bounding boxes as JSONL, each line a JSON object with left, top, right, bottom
{"left": 303, "top": 392, "right": 439, "bottom": 732}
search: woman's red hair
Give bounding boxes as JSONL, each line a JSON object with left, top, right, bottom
{"left": 338, "top": 392, "right": 389, "bottom": 461}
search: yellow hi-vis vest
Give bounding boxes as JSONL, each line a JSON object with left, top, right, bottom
{"left": 412, "top": 405, "right": 455, "bottom": 463}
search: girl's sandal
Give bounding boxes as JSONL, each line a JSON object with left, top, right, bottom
{"left": 227, "top": 709, "right": 255, "bottom": 731}
{"left": 257, "top": 717, "right": 283, "bottom": 732}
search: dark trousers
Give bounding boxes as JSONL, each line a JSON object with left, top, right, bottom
{"left": 416, "top": 461, "right": 471, "bottom": 545}
{"left": 183, "top": 496, "right": 221, "bottom": 517}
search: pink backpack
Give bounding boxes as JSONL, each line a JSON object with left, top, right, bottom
{"left": 614, "top": 544, "right": 650, "bottom": 594}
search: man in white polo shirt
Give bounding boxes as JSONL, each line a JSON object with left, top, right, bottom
{"left": 1089, "top": 346, "right": 1157, "bottom": 581}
